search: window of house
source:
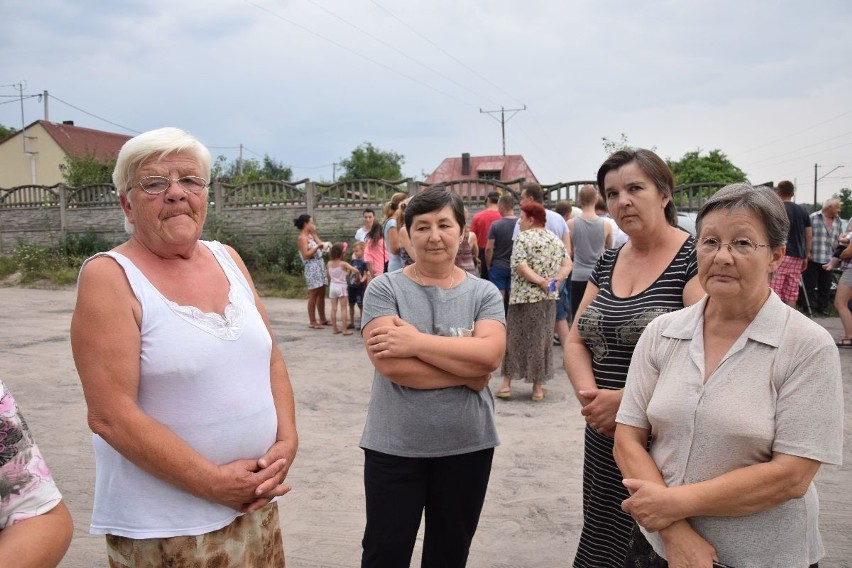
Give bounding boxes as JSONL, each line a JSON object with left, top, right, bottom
{"left": 478, "top": 170, "right": 501, "bottom": 180}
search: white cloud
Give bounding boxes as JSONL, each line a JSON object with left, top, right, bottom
{"left": 2, "top": 0, "right": 850, "bottom": 201}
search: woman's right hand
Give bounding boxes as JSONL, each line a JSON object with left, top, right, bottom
{"left": 578, "top": 387, "right": 622, "bottom": 436}
{"left": 660, "top": 520, "right": 719, "bottom": 568}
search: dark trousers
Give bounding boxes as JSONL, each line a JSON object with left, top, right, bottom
{"left": 478, "top": 248, "right": 488, "bottom": 279}
{"left": 570, "top": 280, "right": 589, "bottom": 317}
{"left": 803, "top": 260, "right": 833, "bottom": 312}
{"left": 361, "top": 447, "right": 494, "bottom": 568}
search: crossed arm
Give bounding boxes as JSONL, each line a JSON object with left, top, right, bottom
{"left": 614, "top": 423, "right": 820, "bottom": 565}
{"left": 363, "top": 315, "right": 506, "bottom": 391}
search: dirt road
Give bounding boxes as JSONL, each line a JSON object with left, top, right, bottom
{"left": 1, "top": 287, "right": 849, "bottom": 567}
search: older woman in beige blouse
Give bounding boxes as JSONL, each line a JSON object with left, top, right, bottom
{"left": 614, "top": 184, "right": 843, "bottom": 568}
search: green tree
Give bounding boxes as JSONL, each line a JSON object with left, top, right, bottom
{"left": 835, "top": 188, "right": 852, "bottom": 219}
{"left": 0, "top": 123, "right": 17, "bottom": 142}
{"left": 61, "top": 152, "right": 115, "bottom": 186}
{"left": 600, "top": 133, "right": 656, "bottom": 155}
{"left": 601, "top": 133, "right": 631, "bottom": 155}
{"left": 211, "top": 154, "right": 292, "bottom": 183}
{"left": 667, "top": 149, "right": 747, "bottom": 186}
{"left": 338, "top": 142, "right": 405, "bottom": 180}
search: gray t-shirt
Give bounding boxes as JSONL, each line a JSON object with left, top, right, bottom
{"left": 359, "top": 271, "right": 505, "bottom": 458}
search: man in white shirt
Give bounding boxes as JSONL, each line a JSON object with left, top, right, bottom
{"left": 354, "top": 208, "right": 375, "bottom": 242}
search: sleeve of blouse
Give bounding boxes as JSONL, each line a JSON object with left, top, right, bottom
{"left": 510, "top": 233, "right": 528, "bottom": 269}
{"left": 0, "top": 382, "right": 63, "bottom": 528}
{"left": 476, "top": 281, "right": 507, "bottom": 326}
{"left": 361, "top": 276, "right": 399, "bottom": 330}
{"left": 772, "top": 336, "right": 844, "bottom": 465}
{"left": 589, "top": 248, "right": 612, "bottom": 289}
{"left": 617, "top": 317, "right": 665, "bottom": 429}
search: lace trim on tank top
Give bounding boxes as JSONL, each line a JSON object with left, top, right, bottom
{"left": 162, "top": 286, "right": 245, "bottom": 340}
{"left": 99, "top": 243, "right": 247, "bottom": 341}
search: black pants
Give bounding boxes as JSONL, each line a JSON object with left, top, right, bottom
{"left": 361, "top": 448, "right": 494, "bottom": 568}
{"left": 803, "top": 260, "right": 833, "bottom": 312}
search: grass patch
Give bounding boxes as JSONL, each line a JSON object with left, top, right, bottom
{"left": 1, "top": 227, "right": 310, "bottom": 297}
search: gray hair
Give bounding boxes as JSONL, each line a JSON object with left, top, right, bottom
{"left": 113, "top": 127, "right": 212, "bottom": 233}
{"left": 823, "top": 197, "right": 841, "bottom": 209}
{"left": 695, "top": 183, "right": 789, "bottom": 247}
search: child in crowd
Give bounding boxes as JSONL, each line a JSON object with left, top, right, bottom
{"left": 326, "top": 242, "right": 361, "bottom": 335}
{"left": 347, "top": 241, "right": 370, "bottom": 330}
{"left": 364, "top": 221, "right": 386, "bottom": 278}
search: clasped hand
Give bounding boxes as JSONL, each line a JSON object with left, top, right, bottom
{"left": 214, "top": 439, "right": 296, "bottom": 513}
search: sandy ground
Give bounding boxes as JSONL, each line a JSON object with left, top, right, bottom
{"left": 0, "top": 286, "right": 850, "bottom": 568}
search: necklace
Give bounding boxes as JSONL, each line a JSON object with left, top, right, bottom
{"left": 412, "top": 265, "right": 455, "bottom": 289}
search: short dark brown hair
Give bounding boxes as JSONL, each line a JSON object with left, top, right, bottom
{"left": 776, "top": 180, "right": 795, "bottom": 198}
{"left": 521, "top": 182, "right": 544, "bottom": 203}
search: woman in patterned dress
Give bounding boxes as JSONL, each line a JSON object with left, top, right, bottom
{"left": 497, "top": 201, "right": 572, "bottom": 401}
{"left": 295, "top": 214, "right": 329, "bottom": 329}
{"left": 0, "top": 380, "right": 73, "bottom": 566}
{"left": 564, "top": 149, "right": 704, "bottom": 567}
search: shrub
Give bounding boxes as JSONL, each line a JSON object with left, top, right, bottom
{"left": 13, "top": 241, "right": 67, "bottom": 283}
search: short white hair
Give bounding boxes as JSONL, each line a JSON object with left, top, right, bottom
{"left": 823, "top": 197, "right": 841, "bottom": 209}
{"left": 113, "top": 127, "right": 211, "bottom": 233}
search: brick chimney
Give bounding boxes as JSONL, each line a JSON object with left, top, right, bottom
{"left": 461, "top": 153, "right": 471, "bottom": 176}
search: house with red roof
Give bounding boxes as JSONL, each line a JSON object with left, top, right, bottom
{"left": 425, "top": 152, "right": 538, "bottom": 186}
{"left": 0, "top": 120, "right": 131, "bottom": 188}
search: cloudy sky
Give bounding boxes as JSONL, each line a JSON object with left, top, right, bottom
{"left": 3, "top": 0, "right": 851, "bottom": 204}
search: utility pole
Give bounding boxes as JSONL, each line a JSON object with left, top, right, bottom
{"left": 238, "top": 144, "right": 244, "bottom": 176}
{"left": 479, "top": 105, "right": 526, "bottom": 156}
{"left": 43, "top": 90, "right": 49, "bottom": 121}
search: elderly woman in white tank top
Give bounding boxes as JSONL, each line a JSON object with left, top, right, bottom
{"left": 70, "top": 128, "right": 297, "bottom": 567}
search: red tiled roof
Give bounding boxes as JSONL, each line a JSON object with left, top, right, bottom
{"left": 425, "top": 154, "right": 538, "bottom": 184}
{"left": 37, "top": 120, "right": 131, "bottom": 162}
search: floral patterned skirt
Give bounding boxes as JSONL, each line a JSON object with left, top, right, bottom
{"left": 106, "top": 502, "right": 284, "bottom": 568}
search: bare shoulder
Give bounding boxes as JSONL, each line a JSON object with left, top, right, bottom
{"left": 77, "top": 254, "right": 131, "bottom": 293}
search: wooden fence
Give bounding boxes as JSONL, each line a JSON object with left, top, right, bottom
{"left": 0, "top": 177, "right": 724, "bottom": 251}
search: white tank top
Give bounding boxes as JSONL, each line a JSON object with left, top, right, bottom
{"left": 86, "top": 241, "right": 279, "bottom": 538}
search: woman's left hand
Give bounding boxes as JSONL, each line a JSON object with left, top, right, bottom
{"left": 578, "top": 388, "right": 622, "bottom": 436}
{"left": 367, "top": 316, "right": 420, "bottom": 358}
{"left": 621, "top": 478, "right": 680, "bottom": 531}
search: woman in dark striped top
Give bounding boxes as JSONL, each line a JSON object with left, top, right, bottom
{"left": 564, "top": 149, "right": 704, "bottom": 567}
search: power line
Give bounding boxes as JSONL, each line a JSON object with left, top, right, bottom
{"left": 243, "top": 0, "right": 480, "bottom": 109}
{"left": 731, "top": 108, "right": 852, "bottom": 157}
{"left": 368, "top": 0, "right": 523, "bottom": 108}
{"left": 306, "top": 0, "right": 500, "bottom": 108}
{"left": 739, "top": 130, "right": 852, "bottom": 168}
{"left": 48, "top": 94, "right": 141, "bottom": 134}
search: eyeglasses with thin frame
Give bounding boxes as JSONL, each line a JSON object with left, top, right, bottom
{"left": 697, "top": 236, "right": 772, "bottom": 256}
{"left": 133, "top": 175, "right": 208, "bottom": 195}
